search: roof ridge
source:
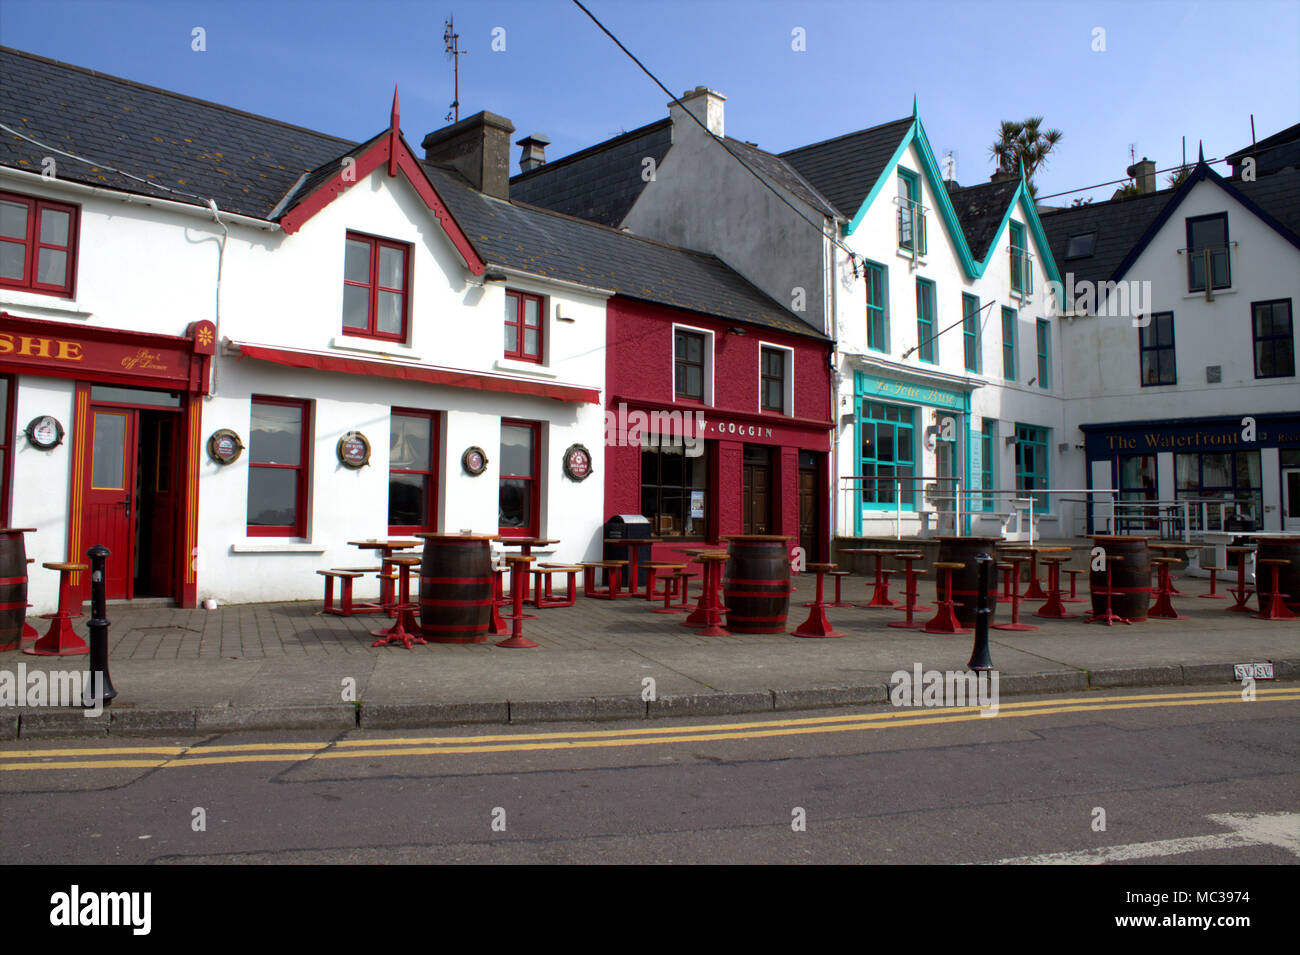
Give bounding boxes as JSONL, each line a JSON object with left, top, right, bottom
{"left": 778, "top": 116, "right": 912, "bottom": 157}
{"left": 509, "top": 117, "right": 670, "bottom": 183}
{"left": 1038, "top": 185, "right": 1174, "bottom": 218}
{"left": 0, "top": 45, "right": 355, "bottom": 147}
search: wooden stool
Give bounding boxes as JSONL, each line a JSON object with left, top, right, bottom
{"left": 22, "top": 556, "right": 38, "bottom": 643}
{"left": 1034, "top": 556, "right": 1078, "bottom": 619}
{"left": 889, "top": 553, "right": 931, "bottom": 614}
{"left": 792, "top": 563, "right": 842, "bottom": 638}
{"left": 318, "top": 569, "right": 364, "bottom": 616}
{"left": 1198, "top": 564, "right": 1228, "bottom": 600}
{"left": 888, "top": 568, "right": 928, "bottom": 629}
{"left": 1254, "top": 558, "right": 1296, "bottom": 621}
{"left": 488, "top": 563, "right": 508, "bottom": 635}
{"left": 923, "top": 561, "right": 970, "bottom": 634}
{"left": 1148, "top": 557, "right": 1186, "bottom": 620}
{"left": 643, "top": 562, "right": 686, "bottom": 602}
{"left": 497, "top": 555, "right": 539, "bottom": 648}
{"left": 652, "top": 570, "right": 695, "bottom": 614}
{"left": 370, "top": 556, "right": 426, "bottom": 648}
{"left": 688, "top": 553, "right": 730, "bottom": 636}
{"left": 1084, "top": 555, "right": 1130, "bottom": 626}
{"left": 25, "top": 562, "right": 89, "bottom": 656}
{"left": 1226, "top": 546, "right": 1255, "bottom": 613}
{"left": 1063, "top": 568, "right": 1085, "bottom": 603}
{"left": 532, "top": 565, "right": 581, "bottom": 608}
{"left": 826, "top": 570, "right": 852, "bottom": 608}
{"left": 857, "top": 551, "right": 898, "bottom": 608}
{"left": 580, "top": 560, "right": 625, "bottom": 600}
{"left": 992, "top": 562, "right": 1036, "bottom": 631}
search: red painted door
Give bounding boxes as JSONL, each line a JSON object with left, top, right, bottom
{"left": 83, "top": 407, "right": 137, "bottom": 599}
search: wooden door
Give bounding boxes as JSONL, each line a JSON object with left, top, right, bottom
{"left": 137, "top": 412, "right": 178, "bottom": 596}
{"left": 743, "top": 456, "right": 770, "bottom": 535}
{"left": 799, "top": 466, "right": 817, "bottom": 559}
{"left": 83, "top": 407, "right": 137, "bottom": 599}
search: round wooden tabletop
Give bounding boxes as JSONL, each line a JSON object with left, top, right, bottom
{"left": 43, "top": 561, "right": 88, "bottom": 572}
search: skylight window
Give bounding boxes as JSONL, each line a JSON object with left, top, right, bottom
{"left": 1065, "top": 232, "right": 1096, "bottom": 259}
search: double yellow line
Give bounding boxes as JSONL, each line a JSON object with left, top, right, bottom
{"left": 1, "top": 687, "right": 1296, "bottom": 773}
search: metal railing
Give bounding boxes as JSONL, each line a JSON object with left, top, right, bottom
{"left": 895, "top": 196, "right": 928, "bottom": 258}
{"left": 1009, "top": 245, "right": 1033, "bottom": 295}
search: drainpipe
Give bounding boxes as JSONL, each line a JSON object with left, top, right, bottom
{"left": 206, "top": 199, "right": 228, "bottom": 399}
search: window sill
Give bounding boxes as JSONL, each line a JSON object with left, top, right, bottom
{"left": 493, "top": 358, "right": 557, "bottom": 378}
{"left": 897, "top": 249, "right": 927, "bottom": 265}
{"left": 1184, "top": 287, "right": 1234, "bottom": 299}
{"left": 330, "top": 335, "right": 419, "bottom": 360}
{"left": 0, "top": 289, "right": 92, "bottom": 318}
{"left": 230, "top": 542, "right": 327, "bottom": 555}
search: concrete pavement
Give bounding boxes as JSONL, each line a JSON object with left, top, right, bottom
{"left": 2, "top": 571, "right": 1296, "bottom": 738}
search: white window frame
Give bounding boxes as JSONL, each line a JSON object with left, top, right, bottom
{"left": 756, "top": 342, "right": 795, "bottom": 416}
{"left": 672, "top": 323, "right": 715, "bottom": 405}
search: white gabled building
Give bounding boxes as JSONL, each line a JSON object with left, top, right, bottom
{"left": 1042, "top": 151, "right": 1300, "bottom": 534}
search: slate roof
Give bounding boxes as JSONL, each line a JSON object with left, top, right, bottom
{"left": 778, "top": 117, "right": 914, "bottom": 220}
{"left": 509, "top": 119, "right": 671, "bottom": 227}
{"left": 0, "top": 47, "right": 821, "bottom": 340}
{"left": 719, "top": 136, "right": 839, "bottom": 218}
{"left": 1039, "top": 163, "right": 1300, "bottom": 292}
{"left": 1225, "top": 122, "right": 1300, "bottom": 178}
{"left": 0, "top": 46, "right": 352, "bottom": 219}
{"left": 946, "top": 177, "right": 1021, "bottom": 261}
{"left": 427, "top": 162, "right": 826, "bottom": 339}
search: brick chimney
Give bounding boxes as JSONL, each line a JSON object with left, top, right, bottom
{"left": 516, "top": 134, "right": 550, "bottom": 174}
{"left": 1127, "top": 157, "right": 1156, "bottom": 194}
{"left": 422, "top": 111, "right": 516, "bottom": 199}
{"left": 668, "top": 86, "right": 725, "bottom": 138}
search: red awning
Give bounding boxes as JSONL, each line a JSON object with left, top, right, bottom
{"left": 230, "top": 342, "right": 600, "bottom": 404}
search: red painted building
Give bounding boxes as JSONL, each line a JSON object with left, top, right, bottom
{"left": 604, "top": 295, "right": 833, "bottom": 561}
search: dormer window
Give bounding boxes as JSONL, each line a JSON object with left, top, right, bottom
{"left": 1186, "top": 213, "right": 1230, "bottom": 293}
{"left": 1009, "top": 221, "right": 1032, "bottom": 295}
{"left": 504, "top": 290, "right": 544, "bottom": 363}
{"left": 0, "top": 191, "right": 79, "bottom": 298}
{"left": 343, "top": 233, "right": 410, "bottom": 342}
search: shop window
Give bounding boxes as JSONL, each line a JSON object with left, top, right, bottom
{"left": 1001, "top": 306, "right": 1017, "bottom": 381}
{"left": 962, "top": 293, "right": 982, "bottom": 373}
{"left": 1035, "top": 319, "right": 1050, "bottom": 389}
{"left": 504, "top": 290, "right": 544, "bottom": 363}
{"left": 640, "top": 440, "right": 708, "bottom": 538}
{"left": 342, "top": 232, "right": 410, "bottom": 342}
{"left": 858, "top": 401, "right": 915, "bottom": 509}
{"left": 1186, "top": 213, "right": 1230, "bottom": 292}
{"left": 0, "top": 190, "right": 79, "bottom": 298}
{"left": 865, "top": 260, "right": 889, "bottom": 351}
{"left": 916, "top": 278, "right": 936, "bottom": 364}
{"left": 0, "top": 375, "right": 12, "bottom": 525}
{"left": 1175, "top": 450, "right": 1261, "bottom": 531}
{"left": 247, "top": 397, "right": 310, "bottom": 537}
{"left": 759, "top": 345, "right": 791, "bottom": 414}
{"left": 1015, "top": 423, "right": 1050, "bottom": 512}
{"left": 979, "top": 419, "right": 996, "bottom": 512}
{"left": 674, "top": 327, "right": 711, "bottom": 402}
{"left": 1118, "top": 454, "right": 1158, "bottom": 533}
{"left": 1139, "top": 312, "right": 1177, "bottom": 386}
{"left": 389, "top": 409, "right": 439, "bottom": 534}
{"left": 1252, "top": 299, "right": 1294, "bottom": 379}
{"left": 499, "top": 420, "right": 540, "bottom": 537}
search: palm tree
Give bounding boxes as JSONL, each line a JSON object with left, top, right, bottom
{"left": 989, "top": 117, "right": 1063, "bottom": 195}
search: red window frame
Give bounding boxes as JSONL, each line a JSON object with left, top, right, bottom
{"left": 504, "top": 290, "right": 545, "bottom": 363}
{"left": 498, "top": 419, "right": 541, "bottom": 538}
{"left": 0, "top": 190, "right": 79, "bottom": 298}
{"left": 247, "top": 396, "right": 311, "bottom": 537}
{"left": 342, "top": 231, "right": 411, "bottom": 342}
{"left": 0, "top": 375, "right": 13, "bottom": 526}
{"left": 388, "top": 407, "right": 440, "bottom": 535}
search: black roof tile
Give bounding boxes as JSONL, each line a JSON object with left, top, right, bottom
{"left": 779, "top": 117, "right": 913, "bottom": 220}
{"left": 946, "top": 177, "right": 1021, "bottom": 261}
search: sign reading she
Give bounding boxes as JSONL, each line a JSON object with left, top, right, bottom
{"left": 0, "top": 333, "right": 83, "bottom": 362}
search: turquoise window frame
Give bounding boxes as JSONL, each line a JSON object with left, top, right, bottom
{"left": 1009, "top": 221, "right": 1028, "bottom": 294}
{"left": 916, "top": 277, "right": 936, "bottom": 364}
{"left": 1015, "top": 423, "right": 1050, "bottom": 513}
{"left": 856, "top": 398, "right": 916, "bottom": 512}
{"left": 865, "top": 260, "right": 889, "bottom": 352}
{"left": 1035, "top": 319, "right": 1050, "bottom": 389}
{"left": 897, "top": 168, "right": 925, "bottom": 255}
{"left": 1001, "top": 306, "right": 1017, "bottom": 381}
{"left": 962, "top": 293, "right": 981, "bottom": 373}
{"left": 980, "top": 419, "right": 996, "bottom": 512}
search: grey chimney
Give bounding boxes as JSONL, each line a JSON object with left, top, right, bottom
{"left": 517, "top": 134, "right": 551, "bottom": 174}
{"left": 422, "top": 110, "right": 516, "bottom": 200}
{"left": 1127, "top": 157, "right": 1157, "bottom": 194}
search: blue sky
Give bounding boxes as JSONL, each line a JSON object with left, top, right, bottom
{"left": 2, "top": 0, "right": 1297, "bottom": 204}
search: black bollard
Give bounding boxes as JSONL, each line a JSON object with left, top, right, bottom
{"left": 85, "top": 545, "right": 117, "bottom": 706}
{"left": 967, "top": 552, "right": 994, "bottom": 671}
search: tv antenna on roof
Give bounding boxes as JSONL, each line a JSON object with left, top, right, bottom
{"left": 444, "top": 15, "right": 466, "bottom": 124}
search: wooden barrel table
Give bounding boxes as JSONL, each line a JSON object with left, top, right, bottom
{"left": 416, "top": 533, "right": 495, "bottom": 643}
{"left": 722, "top": 535, "right": 792, "bottom": 633}
{"left": 1254, "top": 537, "right": 1300, "bottom": 612}
{"left": 1090, "top": 536, "right": 1151, "bottom": 621}
{"left": 0, "top": 528, "right": 36, "bottom": 651}
{"left": 935, "top": 537, "right": 1000, "bottom": 626}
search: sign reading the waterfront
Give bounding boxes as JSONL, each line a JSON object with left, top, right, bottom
{"left": 1084, "top": 414, "right": 1300, "bottom": 456}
